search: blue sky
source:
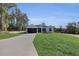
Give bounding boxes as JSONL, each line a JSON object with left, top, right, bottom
{"left": 17, "top": 3, "right": 79, "bottom": 28}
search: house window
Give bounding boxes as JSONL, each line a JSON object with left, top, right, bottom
{"left": 42, "top": 28, "right": 46, "bottom": 32}
{"left": 49, "top": 28, "right": 52, "bottom": 32}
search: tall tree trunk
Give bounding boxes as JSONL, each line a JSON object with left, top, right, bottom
{"left": 1, "top": 13, "right": 4, "bottom": 31}
{"left": 0, "top": 14, "right": 2, "bottom": 31}
{"left": 1, "top": 13, "right": 7, "bottom": 31}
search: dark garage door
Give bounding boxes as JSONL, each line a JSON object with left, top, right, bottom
{"left": 38, "top": 28, "right": 41, "bottom": 33}
{"left": 27, "top": 28, "right": 37, "bottom": 33}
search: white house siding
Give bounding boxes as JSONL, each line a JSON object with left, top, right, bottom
{"left": 46, "top": 27, "right": 49, "bottom": 32}
{"left": 27, "top": 25, "right": 54, "bottom": 33}
{"left": 46, "top": 26, "right": 53, "bottom": 32}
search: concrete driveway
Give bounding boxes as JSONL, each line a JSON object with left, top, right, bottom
{"left": 0, "top": 33, "right": 38, "bottom": 56}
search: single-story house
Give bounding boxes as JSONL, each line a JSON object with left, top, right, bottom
{"left": 27, "top": 24, "right": 54, "bottom": 33}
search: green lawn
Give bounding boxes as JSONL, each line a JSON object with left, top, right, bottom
{"left": 0, "top": 32, "right": 23, "bottom": 39}
{"left": 34, "top": 32, "right": 79, "bottom": 56}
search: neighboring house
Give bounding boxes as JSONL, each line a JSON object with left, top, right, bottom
{"left": 27, "top": 24, "right": 54, "bottom": 33}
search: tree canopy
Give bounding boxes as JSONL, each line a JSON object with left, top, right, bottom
{"left": 0, "top": 3, "right": 29, "bottom": 31}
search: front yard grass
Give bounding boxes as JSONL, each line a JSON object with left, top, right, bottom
{"left": 34, "top": 32, "right": 79, "bottom": 56}
{"left": 0, "top": 32, "right": 24, "bottom": 40}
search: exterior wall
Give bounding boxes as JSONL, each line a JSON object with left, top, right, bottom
{"left": 46, "top": 26, "right": 53, "bottom": 32}
{"left": 46, "top": 27, "right": 49, "bottom": 32}
{"left": 27, "top": 25, "right": 54, "bottom": 33}
{"left": 27, "top": 25, "right": 37, "bottom": 28}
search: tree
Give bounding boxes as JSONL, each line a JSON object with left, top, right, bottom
{"left": 0, "top": 3, "right": 16, "bottom": 31}
{"left": 0, "top": 3, "right": 29, "bottom": 31}
{"left": 20, "top": 13, "right": 29, "bottom": 31}
{"left": 8, "top": 10, "right": 17, "bottom": 31}
{"left": 66, "top": 22, "right": 77, "bottom": 34}
{"left": 59, "top": 26, "right": 63, "bottom": 32}
{"left": 76, "top": 22, "right": 79, "bottom": 34}
{"left": 9, "top": 8, "right": 29, "bottom": 31}
{"left": 41, "top": 22, "right": 46, "bottom": 32}
{"left": 18, "top": 13, "right": 29, "bottom": 31}
{"left": 42, "top": 22, "right": 46, "bottom": 27}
